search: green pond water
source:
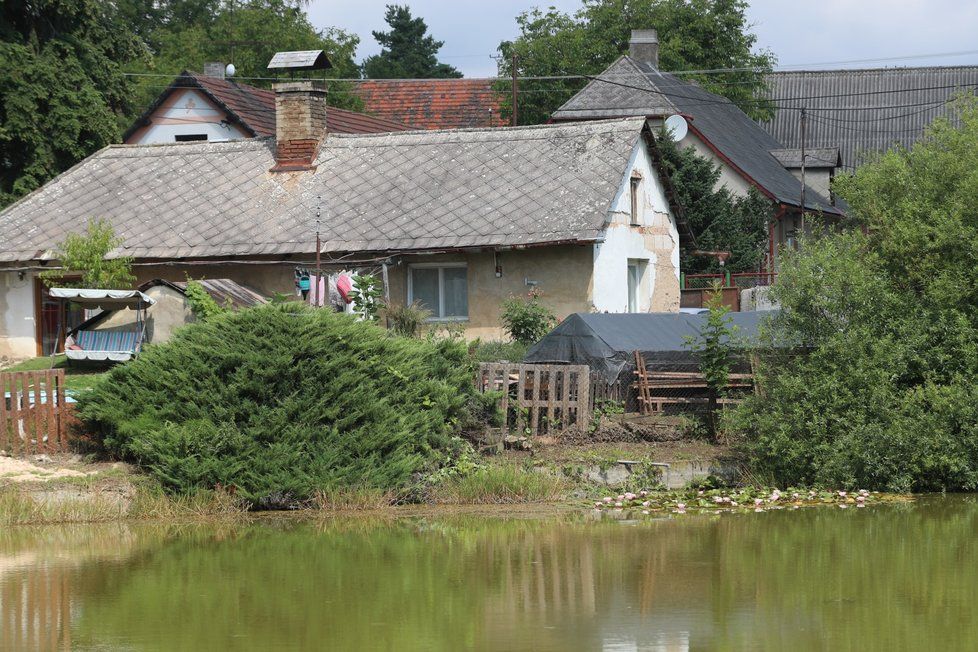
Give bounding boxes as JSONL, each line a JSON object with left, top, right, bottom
{"left": 1, "top": 496, "right": 976, "bottom": 651}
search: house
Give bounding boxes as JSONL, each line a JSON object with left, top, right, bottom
{"left": 72, "top": 278, "right": 266, "bottom": 346}
{"left": 762, "top": 66, "right": 978, "bottom": 170}
{"left": 551, "top": 30, "right": 843, "bottom": 274}
{"left": 0, "top": 74, "right": 690, "bottom": 359}
{"left": 354, "top": 79, "right": 507, "bottom": 129}
{"left": 124, "top": 68, "right": 410, "bottom": 144}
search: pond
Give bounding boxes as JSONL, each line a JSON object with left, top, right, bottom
{"left": 1, "top": 496, "right": 975, "bottom": 651}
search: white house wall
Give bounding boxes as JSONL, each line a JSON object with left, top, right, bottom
{"left": 591, "top": 138, "right": 681, "bottom": 313}
{"left": 127, "top": 90, "right": 250, "bottom": 145}
{"left": 679, "top": 132, "right": 754, "bottom": 197}
{"left": 0, "top": 271, "right": 36, "bottom": 359}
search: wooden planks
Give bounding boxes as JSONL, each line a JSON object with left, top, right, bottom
{"left": 0, "top": 370, "right": 69, "bottom": 455}
{"left": 477, "top": 363, "right": 590, "bottom": 437}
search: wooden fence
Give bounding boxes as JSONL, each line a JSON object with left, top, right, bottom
{"left": 477, "top": 363, "right": 590, "bottom": 437}
{"left": 1, "top": 370, "right": 71, "bottom": 455}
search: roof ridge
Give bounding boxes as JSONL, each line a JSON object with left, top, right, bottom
{"left": 326, "top": 116, "right": 646, "bottom": 140}
{"left": 767, "top": 64, "right": 978, "bottom": 75}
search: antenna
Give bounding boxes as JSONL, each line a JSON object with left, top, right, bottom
{"left": 664, "top": 114, "right": 689, "bottom": 141}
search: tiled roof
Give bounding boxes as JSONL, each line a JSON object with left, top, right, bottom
{"left": 123, "top": 71, "right": 409, "bottom": 141}
{"left": 552, "top": 56, "right": 839, "bottom": 214}
{"left": 354, "top": 79, "right": 507, "bottom": 129}
{"left": 761, "top": 66, "right": 978, "bottom": 169}
{"left": 0, "top": 119, "right": 652, "bottom": 262}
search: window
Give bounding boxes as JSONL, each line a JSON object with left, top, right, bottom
{"left": 175, "top": 134, "right": 208, "bottom": 142}
{"left": 629, "top": 176, "right": 642, "bottom": 225}
{"left": 408, "top": 265, "right": 468, "bottom": 320}
{"left": 627, "top": 260, "right": 646, "bottom": 313}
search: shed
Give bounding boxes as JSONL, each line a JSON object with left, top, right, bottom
{"left": 71, "top": 279, "right": 266, "bottom": 346}
{"left": 524, "top": 311, "right": 774, "bottom": 383}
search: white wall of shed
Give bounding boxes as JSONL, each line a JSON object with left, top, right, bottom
{"left": 0, "top": 271, "right": 37, "bottom": 360}
{"left": 592, "top": 139, "right": 680, "bottom": 313}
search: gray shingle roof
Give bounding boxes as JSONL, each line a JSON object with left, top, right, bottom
{"left": 0, "top": 119, "right": 649, "bottom": 263}
{"left": 761, "top": 66, "right": 978, "bottom": 170}
{"left": 552, "top": 56, "right": 839, "bottom": 214}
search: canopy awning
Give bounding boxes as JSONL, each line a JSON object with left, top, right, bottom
{"left": 48, "top": 288, "right": 155, "bottom": 309}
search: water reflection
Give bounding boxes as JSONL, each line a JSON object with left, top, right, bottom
{"left": 1, "top": 497, "right": 977, "bottom": 651}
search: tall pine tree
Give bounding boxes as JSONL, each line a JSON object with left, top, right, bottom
{"left": 362, "top": 5, "right": 461, "bottom": 79}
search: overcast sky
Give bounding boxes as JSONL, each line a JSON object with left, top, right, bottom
{"left": 306, "top": 0, "right": 978, "bottom": 77}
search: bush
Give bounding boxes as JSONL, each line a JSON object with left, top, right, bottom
{"left": 730, "top": 100, "right": 978, "bottom": 492}
{"left": 384, "top": 301, "right": 431, "bottom": 337}
{"left": 501, "top": 288, "right": 557, "bottom": 345}
{"left": 469, "top": 340, "right": 528, "bottom": 363}
{"left": 77, "top": 304, "right": 491, "bottom": 507}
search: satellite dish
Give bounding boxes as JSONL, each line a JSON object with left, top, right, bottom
{"left": 225, "top": 63, "right": 236, "bottom": 77}
{"left": 664, "top": 114, "right": 688, "bottom": 141}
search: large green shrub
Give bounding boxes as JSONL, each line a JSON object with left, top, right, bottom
{"left": 730, "top": 99, "right": 978, "bottom": 492}
{"left": 77, "top": 304, "right": 490, "bottom": 507}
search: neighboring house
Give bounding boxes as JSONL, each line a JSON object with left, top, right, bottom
{"left": 124, "top": 68, "right": 409, "bottom": 144}
{"left": 73, "top": 278, "right": 266, "bottom": 346}
{"left": 354, "top": 79, "right": 507, "bottom": 129}
{"left": 551, "top": 30, "right": 843, "bottom": 273}
{"left": 0, "top": 77, "right": 690, "bottom": 358}
{"left": 762, "top": 66, "right": 978, "bottom": 170}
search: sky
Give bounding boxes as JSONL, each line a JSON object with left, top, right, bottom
{"left": 306, "top": 0, "right": 978, "bottom": 77}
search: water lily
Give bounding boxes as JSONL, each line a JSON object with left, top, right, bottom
{"left": 617, "top": 495, "right": 625, "bottom": 501}
{"left": 792, "top": 492, "right": 800, "bottom": 500}
{"left": 838, "top": 491, "right": 847, "bottom": 497}
{"left": 676, "top": 503, "right": 686, "bottom": 510}
{"left": 615, "top": 502, "right": 623, "bottom": 508}
{"left": 603, "top": 497, "right": 613, "bottom": 504}
{"left": 594, "top": 502, "right": 603, "bottom": 508}
{"left": 754, "top": 498, "right": 764, "bottom": 506}
{"left": 624, "top": 492, "right": 636, "bottom": 501}
{"left": 641, "top": 501, "right": 650, "bottom": 507}
{"left": 640, "top": 490, "right": 648, "bottom": 497}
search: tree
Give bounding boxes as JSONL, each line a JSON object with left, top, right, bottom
{"left": 0, "top": 0, "right": 145, "bottom": 207}
{"left": 123, "top": 0, "right": 364, "bottom": 116}
{"left": 40, "top": 218, "right": 135, "bottom": 289}
{"left": 362, "top": 5, "right": 461, "bottom": 79}
{"left": 496, "top": 0, "right": 776, "bottom": 125}
{"left": 729, "top": 98, "right": 978, "bottom": 492}
{"left": 685, "top": 287, "right": 739, "bottom": 438}
{"left": 656, "top": 129, "right": 772, "bottom": 273}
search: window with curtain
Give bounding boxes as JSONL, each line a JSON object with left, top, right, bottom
{"left": 408, "top": 265, "right": 468, "bottom": 319}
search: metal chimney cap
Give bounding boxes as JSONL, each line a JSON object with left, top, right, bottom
{"left": 267, "top": 50, "right": 332, "bottom": 71}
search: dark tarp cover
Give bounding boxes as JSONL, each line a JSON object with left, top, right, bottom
{"left": 523, "top": 311, "right": 774, "bottom": 383}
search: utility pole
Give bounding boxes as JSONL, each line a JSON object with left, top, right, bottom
{"left": 799, "top": 107, "right": 807, "bottom": 236}
{"left": 511, "top": 51, "right": 519, "bottom": 127}
{"left": 315, "top": 195, "right": 322, "bottom": 308}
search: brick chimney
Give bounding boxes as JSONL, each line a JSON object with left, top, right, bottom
{"left": 271, "top": 80, "right": 327, "bottom": 172}
{"left": 629, "top": 29, "right": 659, "bottom": 68}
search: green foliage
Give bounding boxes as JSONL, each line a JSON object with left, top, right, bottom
{"left": 731, "top": 99, "right": 978, "bottom": 492}
{"left": 39, "top": 218, "right": 135, "bottom": 289}
{"left": 362, "top": 4, "right": 461, "bottom": 79}
{"left": 384, "top": 301, "right": 431, "bottom": 337}
{"left": 0, "top": 0, "right": 145, "bottom": 207}
{"left": 685, "top": 289, "right": 738, "bottom": 394}
{"left": 469, "top": 340, "right": 528, "bottom": 363}
{"left": 123, "top": 0, "right": 364, "bottom": 115}
{"left": 657, "top": 129, "right": 772, "bottom": 273}
{"left": 501, "top": 289, "right": 557, "bottom": 345}
{"left": 76, "top": 304, "right": 488, "bottom": 506}
{"left": 496, "top": 0, "right": 776, "bottom": 125}
{"left": 347, "top": 273, "right": 384, "bottom": 321}
{"left": 184, "top": 279, "right": 226, "bottom": 321}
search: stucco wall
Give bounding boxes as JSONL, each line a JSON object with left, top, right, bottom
{"left": 126, "top": 89, "right": 250, "bottom": 145}
{"left": 385, "top": 246, "right": 594, "bottom": 341}
{"left": 0, "top": 271, "right": 36, "bottom": 360}
{"left": 88, "top": 284, "right": 195, "bottom": 344}
{"left": 679, "top": 132, "right": 754, "bottom": 198}
{"left": 592, "top": 139, "right": 681, "bottom": 313}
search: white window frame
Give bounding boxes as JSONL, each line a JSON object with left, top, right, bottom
{"left": 627, "top": 259, "right": 647, "bottom": 313}
{"left": 407, "top": 263, "right": 469, "bottom": 321}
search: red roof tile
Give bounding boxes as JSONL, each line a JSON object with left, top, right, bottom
{"left": 354, "top": 79, "right": 507, "bottom": 130}
{"left": 124, "top": 71, "right": 410, "bottom": 141}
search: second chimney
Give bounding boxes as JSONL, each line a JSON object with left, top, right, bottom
{"left": 629, "top": 29, "right": 659, "bottom": 68}
{"left": 271, "top": 80, "right": 327, "bottom": 172}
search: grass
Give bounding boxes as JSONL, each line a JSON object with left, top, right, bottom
{"left": 429, "top": 462, "right": 568, "bottom": 504}
{"left": 0, "top": 482, "right": 247, "bottom": 526}
{"left": 312, "top": 486, "right": 403, "bottom": 510}
{"left": 2, "top": 355, "right": 110, "bottom": 391}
